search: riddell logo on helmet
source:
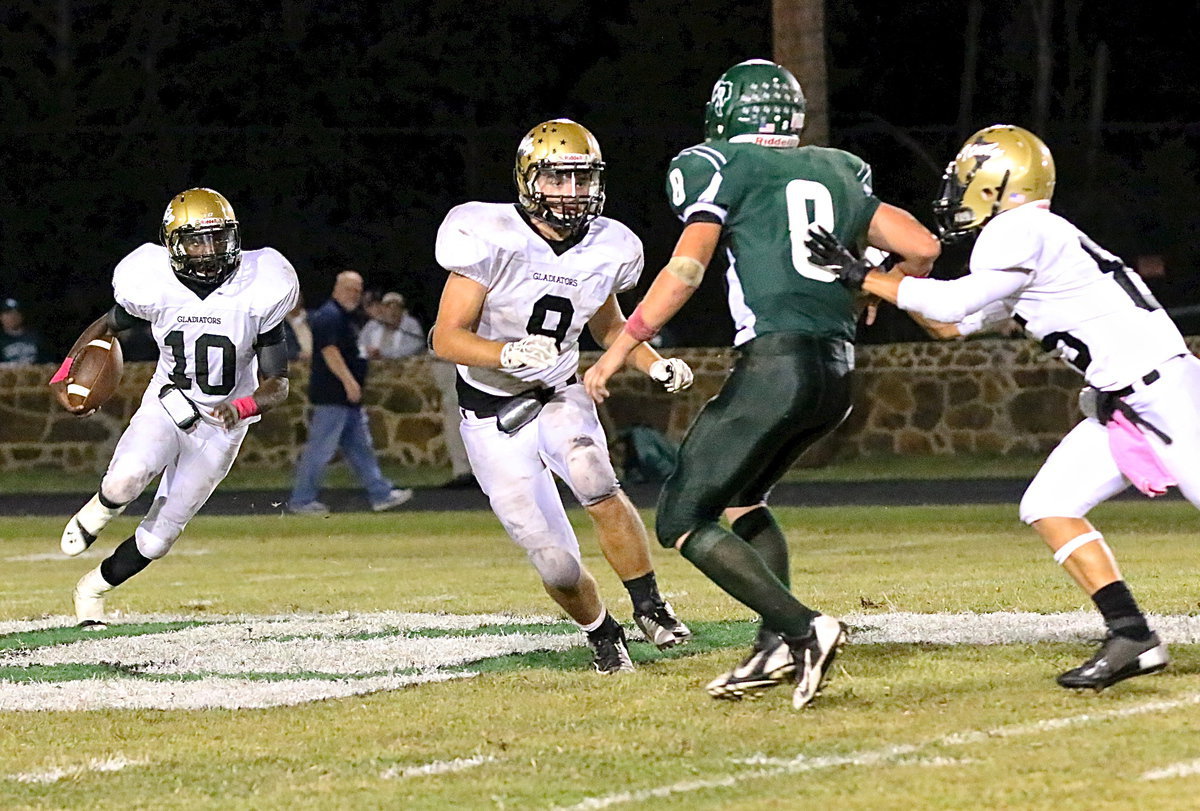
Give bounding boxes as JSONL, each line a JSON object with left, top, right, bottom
{"left": 749, "top": 134, "right": 795, "bottom": 147}
{"left": 194, "top": 217, "right": 224, "bottom": 227}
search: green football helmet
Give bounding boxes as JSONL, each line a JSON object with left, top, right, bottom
{"left": 704, "top": 59, "right": 806, "bottom": 142}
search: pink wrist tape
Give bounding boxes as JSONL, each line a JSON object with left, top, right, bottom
{"left": 624, "top": 306, "right": 660, "bottom": 343}
{"left": 49, "top": 357, "right": 74, "bottom": 385}
{"left": 232, "top": 397, "right": 260, "bottom": 420}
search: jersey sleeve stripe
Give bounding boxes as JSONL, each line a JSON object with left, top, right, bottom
{"left": 681, "top": 202, "right": 727, "bottom": 223}
{"left": 679, "top": 146, "right": 727, "bottom": 172}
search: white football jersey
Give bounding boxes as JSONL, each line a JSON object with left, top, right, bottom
{"left": 969, "top": 203, "right": 1187, "bottom": 391}
{"left": 113, "top": 245, "right": 300, "bottom": 413}
{"left": 435, "top": 202, "right": 643, "bottom": 395}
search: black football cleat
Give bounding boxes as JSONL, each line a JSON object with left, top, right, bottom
{"left": 706, "top": 628, "right": 795, "bottom": 700}
{"left": 587, "top": 615, "right": 635, "bottom": 674}
{"left": 633, "top": 600, "right": 692, "bottom": 650}
{"left": 1057, "top": 632, "right": 1168, "bottom": 691}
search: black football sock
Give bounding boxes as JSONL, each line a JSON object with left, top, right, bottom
{"left": 1092, "top": 580, "right": 1152, "bottom": 641}
{"left": 100, "top": 536, "right": 153, "bottom": 587}
{"left": 622, "top": 572, "right": 662, "bottom": 616}
{"left": 731, "top": 507, "right": 790, "bottom": 588}
{"left": 680, "top": 522, "right": 817, "bottom": 638}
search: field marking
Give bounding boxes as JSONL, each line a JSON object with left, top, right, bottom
{"left": 6, "top": 755, "right": 147, "bottom": 784}
{"left": 1141, "top": 759, "right": 1200, "bottom": 781}
{"left": 381, "top": 754, "right": 495, "bottom": 779}
{"left": 555, "top": 692, "right": 1200, "bottom": 809}
{"left": 5, "top": 548, "right": 210, "bottom": 563}
{"left": 4, "top": 610, "right": 1200, "bottom": 712}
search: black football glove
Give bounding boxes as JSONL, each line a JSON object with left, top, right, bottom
{"left": 804, "top": 226, "right": 873, "bottom": 291}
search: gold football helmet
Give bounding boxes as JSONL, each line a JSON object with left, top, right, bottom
{"left": 160, "top": 187, "right": 242, "bottom": 287}
{"left": 933, "top": 125, "right": 1056, "bottom": 240}
{"left": 515, "top": 119, "right": 605, "bottom": 232}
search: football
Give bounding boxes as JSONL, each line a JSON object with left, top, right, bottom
{"left": 66, "top": 335, "right": 124, "bottom": 412}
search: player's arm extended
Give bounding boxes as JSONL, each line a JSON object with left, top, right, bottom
{"left": 584, "top": 221, "right": 721, "bottom": 402}
{"left": 211, "top": 323, "right": 291, "bottom": 429}
{"left": 586, "top": 295, "right": 663, "bottom": 374}
{"left": 866, "top": 203, "right": 940, "bottom": 277}
{"left": 49, "top": 305, "right": 143, "bottom": 413}
{"left": 860, "top": 266, "right": 1027, "bottom": 324}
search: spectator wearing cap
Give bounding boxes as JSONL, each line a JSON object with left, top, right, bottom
{"left": 359, "top": 291, "right": 426, "bottom": 360}
{"left": 0, "top": 299, "right": 49, "bottom": 366}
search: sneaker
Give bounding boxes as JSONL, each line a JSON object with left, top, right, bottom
{"left": 587, "top": 616, "right": 635, "bottom": 674}
{"left": 787, "top": 614, "right": 847, "bottom": 709}
{"left": 705, "top": 628, "right": 795, "bottom": 700}
{"left": 73, "top": 566, "right": 114, "bottom": 628}
{"left": 1057, "top": 632, "right": 1169, "bottom": 690}
{"left": 633, "top": 600, "right": 692, "bottom": 650}
{"left": 371, "top": 488, "right": 414, "bottom": 512}
{"left": 288, "top": 500, "right": 331, "bottom": 516}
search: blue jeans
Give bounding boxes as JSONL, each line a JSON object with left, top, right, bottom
{"left": 290, "top": 404, "right": 395, "bottom": 506}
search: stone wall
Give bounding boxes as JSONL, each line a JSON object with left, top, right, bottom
{"left": 4, "top": 337, "right": 1196, "bottom": 473}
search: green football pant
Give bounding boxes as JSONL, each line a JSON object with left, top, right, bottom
{"left": 655, "top": 332, "right": 853, "bottom": 547}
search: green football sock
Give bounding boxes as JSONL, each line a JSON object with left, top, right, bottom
{"left": 731, "top": 507, "right": 790, "bottom": 588}
{"left": 680, "top": 522, "right": 816, "bottom": 637}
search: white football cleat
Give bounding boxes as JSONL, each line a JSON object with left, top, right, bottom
{"left": 73, "top": 566, "right": 115, "bottom": 629}
{"left": 790, "top": 614, "right": 847, "bottom": 709}
{"left": 61, "top": 493, "right": 126, "bottom": 556}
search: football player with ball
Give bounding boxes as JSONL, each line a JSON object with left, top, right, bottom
{"left": 50, "top": 188, "right": 299, "bottom": 628}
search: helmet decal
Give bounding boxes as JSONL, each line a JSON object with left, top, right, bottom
{"left": 710, "top": 81, "right": 733, "bottom": 116}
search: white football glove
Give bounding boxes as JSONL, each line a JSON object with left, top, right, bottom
{"left": 649, "top": 357, "right": 694, "bottom": 393}
{"left": 500, "top": 334, "right": 559, "bottom": 370}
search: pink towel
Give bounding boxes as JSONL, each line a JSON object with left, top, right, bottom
{"left": 1107, "top": 410, "right": 1176, "bottom": 497}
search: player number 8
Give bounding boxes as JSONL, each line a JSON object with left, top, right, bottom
{"left": 785, "top": 179, "right": 838, "bottom": 283}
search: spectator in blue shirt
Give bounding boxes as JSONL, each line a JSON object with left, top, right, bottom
{"left": 0, "top": 299, "right": 48, "bottom": 366}
{"left": 288, "top": 271, "right": 413, "bottom": 515}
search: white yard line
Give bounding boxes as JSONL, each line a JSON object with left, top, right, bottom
{"left": 555, "top": 693, "right": 1200, "bottom": 810}
{"left": 1141, "top": 759, "right": 1200, "bottom": 781}
{"left": 381, "top": 754, "right": 495, "bottom": 779}
{"left": 7, "top": 755, "right": 147, "bottom": 784}
{"left": 5, "top": 549, "right": 210, "bottom": 563}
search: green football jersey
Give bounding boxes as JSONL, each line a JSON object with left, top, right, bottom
{"left": 666, "top": 139, "right": 880, "bottom": 344}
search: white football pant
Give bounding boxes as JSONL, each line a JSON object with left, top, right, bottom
{"left": 101, "top": 391, "right": 248, "bottom": 559}
{"left": 460, "top": 384, "right": 619, "bottom": 586}
{"left": 1021, "top": 353, "right": 1200, "bottom": 522}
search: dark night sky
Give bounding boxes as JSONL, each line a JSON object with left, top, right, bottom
{"left": 1, "top": 1, "right": 1197, "bottom": 352}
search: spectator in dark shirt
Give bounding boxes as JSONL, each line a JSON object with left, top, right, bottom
{"left": 287, "top": 271, "right": 413, "bottom": 515}
{"left": 0, "top": 299, "right": 48, "bottom": 366}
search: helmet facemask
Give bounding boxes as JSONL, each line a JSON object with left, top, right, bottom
{"left": 521, "top": 161, "right": 605, "bottom": 233}
{"left": 166, "top": 223, "right": 242, "bottom": 288}
{"left": 933, "top": 158, "right": 1009, "bottom": 242}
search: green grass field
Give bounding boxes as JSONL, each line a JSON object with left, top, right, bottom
{"left": 2, "top": 503, "right": 1198, "bottom": 809}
